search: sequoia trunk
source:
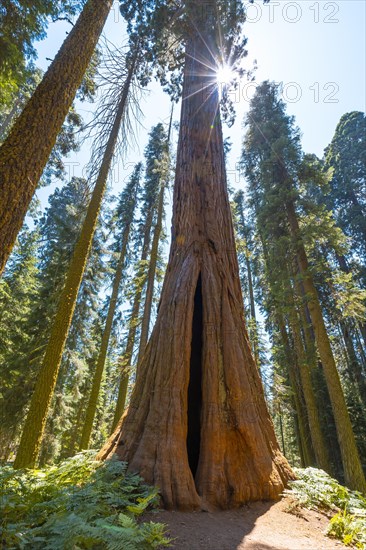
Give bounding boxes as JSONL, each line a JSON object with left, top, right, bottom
{"left": 99, "top": 25, "right": 294, "bottom": 510}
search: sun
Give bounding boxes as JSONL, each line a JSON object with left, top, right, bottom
{"left": 216, "top": 64, "right": 234, "bottom": 87}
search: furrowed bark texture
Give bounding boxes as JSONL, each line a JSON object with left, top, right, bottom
{"left": 0, "top": 0, "right": 113, "bottom": 275}
{"left": 99, "top": 29, "right": 294, "bottom": 510}
{"left": 13, "top": 68, "right": 133, "bottom": 469}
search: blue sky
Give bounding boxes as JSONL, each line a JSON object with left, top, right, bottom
{"left": 35, "top": 0, "right": 366, "bottom": 204}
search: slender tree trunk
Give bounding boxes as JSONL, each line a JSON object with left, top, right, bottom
{"left": 355, "top": 329, "right": 366, "bottom": 369}
{"left": 137, "top": 180, "right": 165, "bottom": 362}
{"left": 286, "top": 200, "right": 366, "bottom": 492}
{"left": 79, "top": 228, "right": 131, "bottom": 450}
{"left": 286, "top": 283, "right": 331, "bottom": 472}
{"left": 291, "top": 395, "right": 306, "bottom": 468}
{"left": 111, "top": 283, "right": 142, "bottom": 431}
{"left": 278, "top": 403, "right": 286, "bottom": 457}
{"left": 296, "top": 280, "right": 344, "bottom": 479}
{"left": 245, "top": 251, "right": 260, "bottom": 365}
{"left": 245, "top": 252, "right": 256, "bottom": 322}
{"left": 277, "top": 315, "right": 315, "bottom": 467}
{"left": 13, "top": 65, "right": 134, "bottom": 469}
{"left": 111, "top": 167, "right": 159, "bottom": 429}
{"left": 340, "top": 320, "right": 366, "bottom": 403}
{"left": 137, "top": 110, "right": 173, "bottom": 362}
{"left": 99, "top": 22, "right": 294, "bottom": 510}
{"left": 336, "top": 254, "right": 366, "bottom": 353}
{"left": 112, "top": 370, "right": 129, "bottom": 428}
{"left": 0, "top": 0, "right": 113, "bottom": 275}
{"left": 235, "top": 197, "right": 259, "bottom": 363}
{"left": 359, "top": 323, "right": 366, "bottom": 350}
{"left": 68, "top": 399, "right": 85, "bottom": 456}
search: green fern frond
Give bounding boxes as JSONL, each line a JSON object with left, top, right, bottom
{"left": 0, "top": 453, "right": 169, "bottom": 549}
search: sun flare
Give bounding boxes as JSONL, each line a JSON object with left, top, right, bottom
{"left": 216, "top": 64, "right": 234, "bottom": 86}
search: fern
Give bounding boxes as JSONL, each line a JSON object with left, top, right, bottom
{"left": 285, "top": 467, "right": 366, "bottom": 549}
{"left": 0, "top": 452, "right": 171, "bottom": 549}
{"left": 328, "top": 510, "right": 366, "bottom": 548}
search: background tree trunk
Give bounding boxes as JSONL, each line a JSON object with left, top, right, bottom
{"left": 99, "top": 28, "right": 294, "bottom": 510}
{"left": 13, "top": 67, "right": 133, "bottom": 469}
{"left": 79, "top": 227, "right": 130, "bottom": 450}
{"left": 137, "top": 111, "right": 172, "bottom": 362}
{"left": 286, "top": 284, "right": 331, "bottom": 472}
{"left": 286, "top": 199, "right": 366, "bottom": 493}
{"left": 111, "top": 188, "right": 157, "bottom": 428}
{"left": 0, "top": 0, "right": 113, "bottom": 275}
{"left": 277, "top": 314, "right": 315, "bottom": 467}
{"left": 137, "top": 178, "right": 165, "bottom": 362}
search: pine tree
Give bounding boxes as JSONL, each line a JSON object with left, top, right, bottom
{"left": 79, "top": 164, "right": 141, "bottom": 450}
{"left": 243, "top": 196, "right": 325, "bottom": 470}
{"left": 112, "top": 124, "right": 168, "bottom": 428}
{"left": 241, "top": 81, "right": 366, "bottom": 493}
{"left": 0, "top": 0, "right": 113, "bottom": 274}
{"left": 137, "top": 115, "right": 172, "bottom": 362}
{"left": 324, "top": 112, "right": 366, "bottom": 265}
{"left": 0, "top": 226, "right": 40, "bottom": 459}
{"left": 0, "top": 177, "right": 90, "bottom": 457}
{"left": 13, "top": 50, "right": 138, "bottom": 469}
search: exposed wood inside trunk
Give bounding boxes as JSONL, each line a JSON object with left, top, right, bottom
{"left": 187, "top": 274, "right": 203, "bottom": 480}
{"left": 98, "top": 12, "right": 294, "bottom": 510}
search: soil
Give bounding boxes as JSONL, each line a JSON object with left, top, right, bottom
{"left": 148, "top": 497, "right": 348, "bottom": 549}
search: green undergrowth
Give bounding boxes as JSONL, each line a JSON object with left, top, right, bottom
{"left": 285, "top": 467, "right": 366, "bottom": 548}
{"left": 0, "top": 451, "right": 171, "bottom": 549}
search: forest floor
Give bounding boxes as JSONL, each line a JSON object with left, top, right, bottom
{"left": 147, "top": 496, "right": 348, "bottom": 549}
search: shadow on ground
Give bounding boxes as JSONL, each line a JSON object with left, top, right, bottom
{"left": 147, "top": 499, "right": 346, "bottom": 550}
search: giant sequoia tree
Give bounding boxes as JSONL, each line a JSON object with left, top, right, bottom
{"left": 99, "top": 0, "right": 294, "bottom": 510}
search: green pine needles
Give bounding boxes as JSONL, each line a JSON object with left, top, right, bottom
{"left": 0, "top": 451, "right": 171, "bottom": 549}
{"left": 285, "top": 468, "right": 366, "bottom": 548}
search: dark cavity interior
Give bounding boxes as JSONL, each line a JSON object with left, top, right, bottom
{"left": 187, "top": 274, "right": 203, "bottom": 480}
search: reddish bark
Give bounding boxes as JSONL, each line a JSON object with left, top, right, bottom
{"left": 99, "top": 23, "right": 294, "bottom": 510}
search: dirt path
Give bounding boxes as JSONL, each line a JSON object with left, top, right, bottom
{"left": 149, "top": 497, "right": 347, "bottom": 549}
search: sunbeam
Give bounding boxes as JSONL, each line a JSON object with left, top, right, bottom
{"left": 216, "top": 64, "right": 234, "bottom": 87}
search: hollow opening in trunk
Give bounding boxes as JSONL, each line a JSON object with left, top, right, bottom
{"left": 187, "top": 274, "right": 203, "bottom": 480}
